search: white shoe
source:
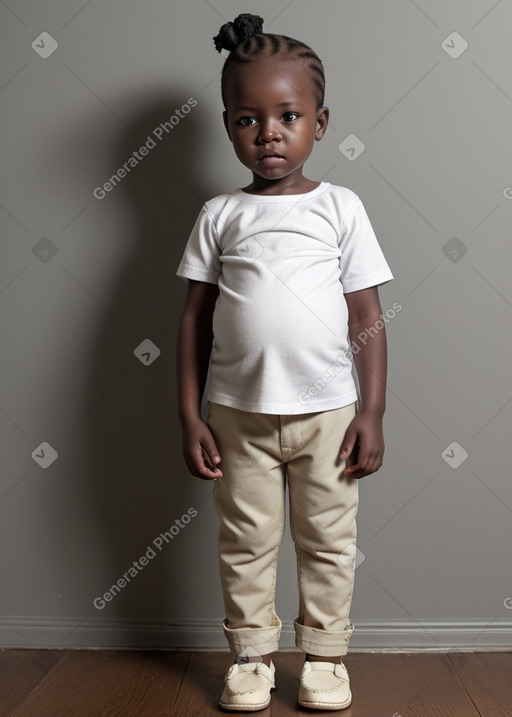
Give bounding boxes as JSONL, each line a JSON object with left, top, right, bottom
{"left": 298, "top": 660, "right": 352, "bottom": 710}
{"left": 219, "top": 660, "right": 276, "bottom": 712}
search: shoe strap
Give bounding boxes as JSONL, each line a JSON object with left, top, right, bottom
{"left": 229, "top": 661, "right": 273, "bottom": 677}
{"left": 307, "top": 661, "right": 339, "bottom": 671}
{"left": 304, "top": 661, "right": 349, "bottom": 683}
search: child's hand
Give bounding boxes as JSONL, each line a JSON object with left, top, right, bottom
{"left": 181, "top": 416, "right": 223, "bottom": 480}
{"left": 339, "top": 411, "right": 385, "bottom": 479}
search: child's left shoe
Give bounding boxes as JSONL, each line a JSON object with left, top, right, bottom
{"left": 298, "top": 660, "right": 352, "bottom": 711}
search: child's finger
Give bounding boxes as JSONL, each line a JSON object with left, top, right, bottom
{"left": 201, "top": 445, "right": 223, "bottom": 474}
{"left": 344, "top": 454, "right": 381, "bottom": 478}
{"left": 344, "top": 462, "right": 361, "bottom": 476}
{"left": 194, "top": 447, "right": 222, "bottom": 479}
{"left": 187, "top": 441, "right": 222, "bottom": 479}
{"left": 354, "top": 446, "right": 371, "bottom": 473}
{"left": 339, "top": 431, "right": 357, "bottom": 460}
{"left": 202, "top": 441, "right": 221, "bottom": 467}
{"left": 343, "top": 442, "right": 366, "bottom": 476}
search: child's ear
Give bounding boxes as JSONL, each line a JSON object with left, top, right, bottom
{"left": 223, "top": 111, "right": 232, "bottom": 142}
{"left": 315, "top": 106, "right": 329, "bottom": 141}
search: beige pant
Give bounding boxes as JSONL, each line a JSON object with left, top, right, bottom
{"left": 207, "top": 400, "right": 359, "bottom": 658}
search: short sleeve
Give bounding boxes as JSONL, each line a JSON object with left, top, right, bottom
{"left": 176, "top": 206, "right": 222, "bottom": 284}
{"left": 339, "top": 198, "right": 394, "bottom": 293}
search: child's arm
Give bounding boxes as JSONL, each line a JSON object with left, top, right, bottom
{"left": 177, "top": 279, "right": 223, "bottom": 480}
{"left": 339, "top": 286, "right": 388, "bottom": 479}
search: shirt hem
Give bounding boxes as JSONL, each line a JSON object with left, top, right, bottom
{"left": 342, "top": 268, "right": 394, "bottom": 294}
{"left": 206, "top": 390, "right": 359, "bottom": 415}
{"left": 176, "top": 265, "right": 219, "bottom": 284}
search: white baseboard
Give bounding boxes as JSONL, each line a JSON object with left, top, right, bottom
{"left": 1, "top": 617, "right": 511, "bottom": 650}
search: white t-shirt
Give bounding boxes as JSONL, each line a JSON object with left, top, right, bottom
{"left": 176, "top": 181, "right": 393, "bottom": 414}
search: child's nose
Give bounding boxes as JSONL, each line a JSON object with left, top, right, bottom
{"left": 258, "top": 121, "right": 282, "bottom": 143}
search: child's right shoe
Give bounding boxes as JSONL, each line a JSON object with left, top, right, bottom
{"left": 219, "top": 660, "right": 276, "bottom": 712}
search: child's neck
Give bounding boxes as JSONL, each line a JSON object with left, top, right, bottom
{"left": 241, "top": 175, "right": 321, "bottom": 196}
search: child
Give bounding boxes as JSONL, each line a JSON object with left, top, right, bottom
{"left": 176, "top": 13, "right": 393, "bottom": 712}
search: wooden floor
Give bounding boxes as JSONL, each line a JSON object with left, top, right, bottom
{"left": 0, "top": 648, "right": 511, "bottom": 716}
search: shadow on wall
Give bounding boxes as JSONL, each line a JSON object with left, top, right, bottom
{"left": 47, "top": 89, "right": 224, "bottom": 646}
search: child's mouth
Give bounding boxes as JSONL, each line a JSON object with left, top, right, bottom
{"left": 259, "top": 154, "right": 285, "bottom": 167}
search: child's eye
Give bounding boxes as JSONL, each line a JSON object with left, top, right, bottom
{"left": 238, "top": 116, "right": 257, "bottom": 126}
{"left": 282, "top": 112, "right": 299, "bottom": 122}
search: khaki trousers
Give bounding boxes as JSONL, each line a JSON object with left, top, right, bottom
{"left": 207, "top": 400, "right": 358, "bottom": 658}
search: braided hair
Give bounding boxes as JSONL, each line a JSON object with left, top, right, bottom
{"left": 213, "top": 13, "right": 326, "bottom": 111}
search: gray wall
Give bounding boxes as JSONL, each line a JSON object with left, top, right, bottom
{"left": 1, "top": 0, "right": 511, "bottom": 650}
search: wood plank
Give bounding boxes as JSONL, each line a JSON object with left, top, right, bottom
{"left": 9, "top": 650, "right": 189, "bottom": 717}
{"left": 448, "top": 652, "right": 512, "bottom": 716}
{"left": 341, "top": 653, "right": 481, "bottom": 716}
{"left": 269, "top": 652, "right": 315, "bottom": 715}
{"left": 171, "top": 651, "right": 231, "bottom": 715}
{"left": 0, "top": 649, "right": 63, "bottom": 717}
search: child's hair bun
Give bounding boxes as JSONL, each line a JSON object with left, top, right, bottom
{"left": 213, "top": 13, "right": 264, "bottom": 53}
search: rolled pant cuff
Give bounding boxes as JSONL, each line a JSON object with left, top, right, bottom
{"left": 222, "top": 616, "right": 282, "bottom": 657}
{"left": 294, "top": 618, "right": 355, "bottom": 656}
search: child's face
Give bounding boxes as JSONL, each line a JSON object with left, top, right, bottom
{"left": 223, "top": 56, "right": 328, "bottom": 189}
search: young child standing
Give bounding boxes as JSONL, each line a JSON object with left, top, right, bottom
{"left": 176, "top": 13, "right": 393, "bottom": 712}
